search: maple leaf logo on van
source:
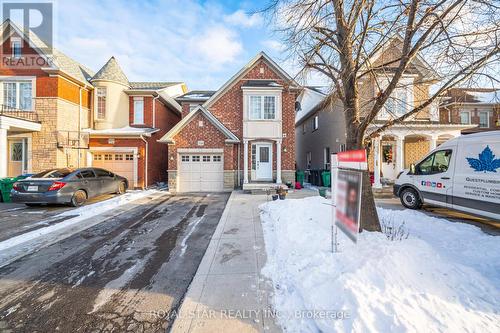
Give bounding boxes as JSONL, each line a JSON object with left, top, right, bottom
{"left": 466, "top": 146, "right": 500, "bottom": 172}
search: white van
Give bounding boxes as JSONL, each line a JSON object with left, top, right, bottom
{"left": 394, "top": 131, "right": 500, "bottom": 220}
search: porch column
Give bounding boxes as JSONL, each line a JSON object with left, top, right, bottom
{"left": 429, "top": 135, "right": 438, "bottom": 150}
{"left": 373, "top": 137, "right": 382, "bottom": 188}
{"left": 0, "top": 127, "right": 7, "bottom": 177}
{"left": 276, "top": 139, "right": 282, "bottom": 184}
{"left": 243, "top": 139, "right": 249, "bottom": 184}
{"left": 395, "top": 136, "right": 404, "bottom": 173}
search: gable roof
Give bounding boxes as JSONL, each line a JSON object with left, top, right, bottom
{"left": 203, "top": 51, "right": 300, "bottom": 108}
{"left": 1, "top": 20, "right": 95, "bottom": 85}
{"left": 91, "top": 56, "right": 129, "bottom": 85}
{"left": 158, "top": 105, "right": 240, "bottom": 144}
{"left": 366, "top": 35, "right": 440, "bottom": 82}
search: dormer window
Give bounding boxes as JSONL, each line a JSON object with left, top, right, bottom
{"left": 11, "top": 38, "right": 22, "bottom": 59}
{"left": 133, "top": 97, "right": 144, "bottom": 124}
{"left": 249, "top": 95, "right": 276, "bottom": 120}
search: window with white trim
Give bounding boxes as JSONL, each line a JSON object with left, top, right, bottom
{"left": 96, "top": 87, "right": 106, "bottom": 119}
{"left": 181, "top": 155, "right": 189, "bottom": 162}
{"left": 2, "top": 81, "right": 33, "bottom": 110}
{"left": 312, "top": 115, "right": 319, "bottom": 131}
{"left": 213, "top": 155, "right": 222, "bottom": 162}
{"left": 249, "top": 95, "right": 276, "bottom": 120}
{"left": 203, "top": 156, "right": 210, "bottom": 162}
{"left": 460, "top": 111, "right": 470, "bottom": 125}
{"left": 479, "top": 111, "right": 489, "bottom": 128}
{"left": 133, "top": 97, "right": 144, "bottom": 124}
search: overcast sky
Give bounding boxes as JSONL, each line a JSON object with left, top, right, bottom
{"left": 51, "top": 0, "right": 295, "bottom": 90}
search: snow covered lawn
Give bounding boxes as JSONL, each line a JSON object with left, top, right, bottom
{"left": 260, "top": 196, "right": 500, "bottom": 332}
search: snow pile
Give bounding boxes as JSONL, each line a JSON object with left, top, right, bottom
{"left": 260, "top": 197, "right": 500, "bottom": 332}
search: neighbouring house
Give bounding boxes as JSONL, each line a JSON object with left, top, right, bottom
{"left": 295, "top": 37, "right": 474, "bottom": 188}
{"left": 295, "top": 86, "right": 346, "bottom": 171}
{"left": 84, "top": 57, "right": 185, "bottom": 188}
{"left": 439, "top": 88, "right": 500, "bottom": 134}
{"left": 159, "top": 52, "right": 301, "bottom": 192}
{"left": 0, "top": 20, "right": 185, "bottom": 188}
{"left": 0, "top": 20, "right": 94, "bottom": 178}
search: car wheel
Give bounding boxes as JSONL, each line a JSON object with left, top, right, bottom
{"left": 400, "top": 188, "right": 422, "bottom": 209}
{"left": 70, "top": 190, "right": 87, "bottom": 207}
{"left": 117, "top": 181, "right": 126, "bottom": 195}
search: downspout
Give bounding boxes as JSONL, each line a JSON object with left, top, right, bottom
{"left": 153, "top": 93, "right": 160, "bottom": 128}
{"left": 78, "top": 87, "right": 82, "bottom": 168}
{"left": 140, "top": 135, "right": 148, "bottom": 188}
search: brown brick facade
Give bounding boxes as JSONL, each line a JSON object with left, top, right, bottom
{"left": 167, "top": 57, "right": 298, "bottom": 190}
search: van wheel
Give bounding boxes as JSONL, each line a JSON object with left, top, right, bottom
{"left": 70, "top": 190, "right": 87, "bottom": 207}
{"left": 400, "top": 188, "right": 422, "bottom": 209}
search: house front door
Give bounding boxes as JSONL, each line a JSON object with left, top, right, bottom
{"left": 381, "top": 142, "right": 397, "bottom": 180}
{"left": 255, "top": 143, "right": 273, "bottom": 180}
{"left": 8, "top": 139, "right": 24, "bottom": 177}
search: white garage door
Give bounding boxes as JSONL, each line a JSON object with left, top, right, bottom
{"left": 92, "top": 152, "right": 135, "bottom": 187}
{"left": 178, "top": 154, "right": 223, "bottom": 192}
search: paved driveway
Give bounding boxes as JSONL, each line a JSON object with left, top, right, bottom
{"left": 0, "top": 192, "right": 230, "bottom": 333}
{"left": 0, "top": 194, "right": 116, "bottom": 242}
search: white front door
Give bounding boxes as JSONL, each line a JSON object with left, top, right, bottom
{"left": 255, "top": 143, "right": 273, "bottom": 180}
{"left": 381, "top": 142, "right": 397, "bottom": 180}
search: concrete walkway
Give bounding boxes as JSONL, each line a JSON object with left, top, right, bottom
{"left": 171, "top": 189, "right": 317, "bottom": 333}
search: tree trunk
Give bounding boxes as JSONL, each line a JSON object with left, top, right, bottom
{"left": 345, "top": 115, "right": 382, "bottom": 233}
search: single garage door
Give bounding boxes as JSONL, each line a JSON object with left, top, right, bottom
{"left": 92, "top": 152, "right": 135, "bottom": 187}
{"left": 178, "top": 154, "right": 223, "bottom": 192}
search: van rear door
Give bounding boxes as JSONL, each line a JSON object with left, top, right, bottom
{"left": 452, "top": 139, "right": 500, "bottom": 220}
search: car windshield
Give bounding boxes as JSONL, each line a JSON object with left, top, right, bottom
{"left": 31, "top": 168, "right": 74, "bottom": 179}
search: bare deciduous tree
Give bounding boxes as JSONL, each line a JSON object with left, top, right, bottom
{"left": 263, "top": 0, "right": 500, "bottom": 231}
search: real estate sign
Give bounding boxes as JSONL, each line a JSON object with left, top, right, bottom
{"left": 331, "top": 149, "right": 367, "bottom": 245}
{"left": 335, "top": 169, "right": 362, "bottom": 242}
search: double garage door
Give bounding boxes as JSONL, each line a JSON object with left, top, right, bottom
{"left": 92, "top": 152, "right": 135, "bottom": 187}
{"left": 178, "top": 153, "right": 223, "bottom": 192}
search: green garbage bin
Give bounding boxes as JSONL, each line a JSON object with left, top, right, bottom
{"left": 0, "top": 177, "right": 17, "bottom": 203}
{"left": 321, "top": 171, "right": 331, "bottom": 188}
{"left": 296, "top": 170, "right": 305, "bottom": 186}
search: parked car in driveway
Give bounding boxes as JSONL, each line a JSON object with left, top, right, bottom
{"left": 11, "top": 168, "right": 128, "bottom": 207}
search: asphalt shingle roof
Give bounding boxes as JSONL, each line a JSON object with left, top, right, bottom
{"left": 176, "top": 90, "right": 216, "bottom": 101}
{"left": 91, "top": 57, "right": 129, "bottom": 85}
{"left": 129, "top": 82, "right": 183, "bottom": 90}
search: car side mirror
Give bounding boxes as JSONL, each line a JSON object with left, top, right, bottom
{"left": 410, "top": 164, "right": 416, "bottom": 175}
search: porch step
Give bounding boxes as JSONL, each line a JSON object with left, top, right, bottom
{"left": 242, "top": 182, "right": 287, "bottom": 195}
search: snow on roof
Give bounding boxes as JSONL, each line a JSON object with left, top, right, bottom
{"left": 295, "top": 87, "right": 327, "bottom": 124}
{"left": 469, "top": 90, "right": 500, "bottom": 104}
{"left": 84, "top": 126, "right": 159, "bottom": 136}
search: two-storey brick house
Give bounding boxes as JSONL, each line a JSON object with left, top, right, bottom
{"left": 159, "top": 52, "right": 301, "bottom": 192}
{"left": 84, "top": 57, "right": 186, "bottom": 188}
{"left": 439, "top": 88, "right": 500, "bottom": 133}
{"left": 295, "top": 37, "right": 474, "bottom": 187}
{"left": 0, "top": 20, "right": 93, "bottom": 178}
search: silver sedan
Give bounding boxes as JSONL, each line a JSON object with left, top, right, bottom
{"left": 11, "top": 168, "right": 128, "bottom": 207}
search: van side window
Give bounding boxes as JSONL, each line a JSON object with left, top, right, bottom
{"left": 416, "top": 150, "right": 452, "bottom": 175}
